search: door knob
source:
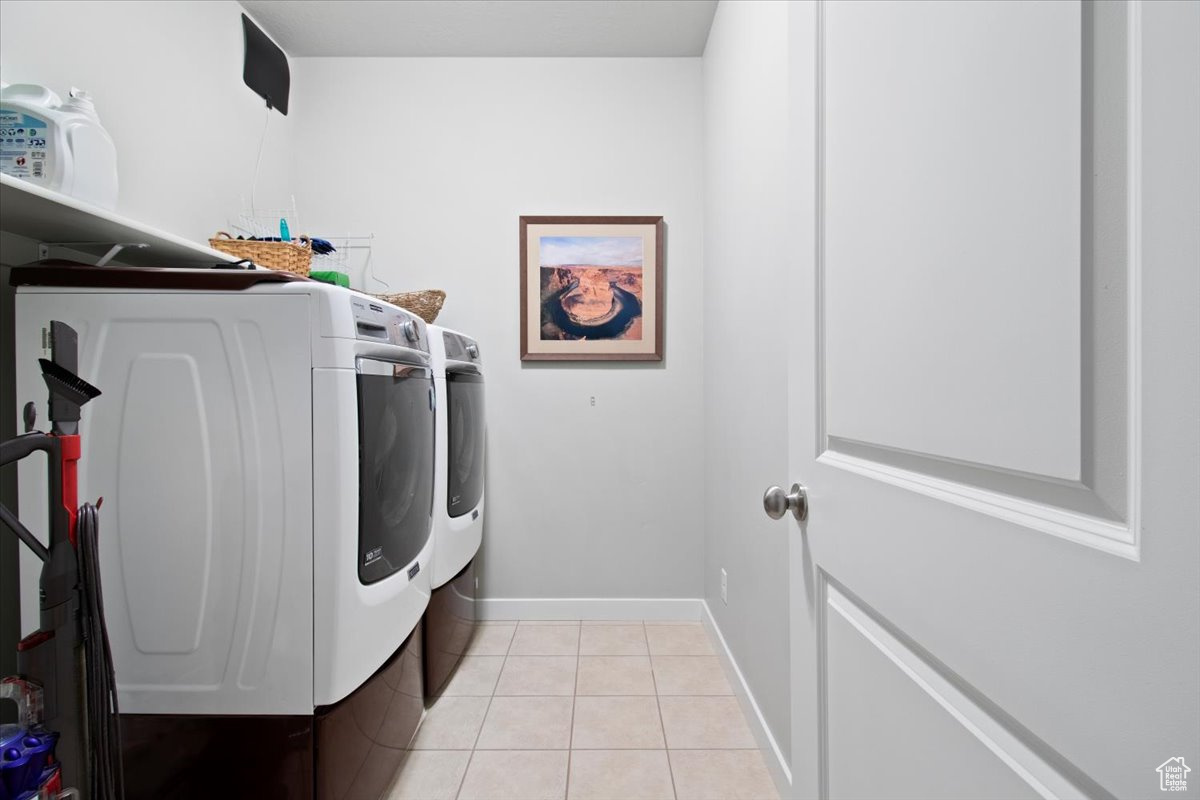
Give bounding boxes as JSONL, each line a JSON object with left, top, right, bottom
{"left": 763, "top": 483, "right": 808, "bottom": 522}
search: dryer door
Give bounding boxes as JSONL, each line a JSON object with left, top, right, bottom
{"left": 356, "top": 357, "right": 434, "bottom": 584}
{"left": 446, "top": 366, "right": 485, "bottom": 517}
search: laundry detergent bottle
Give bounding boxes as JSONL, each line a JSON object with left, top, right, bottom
{"left": 0, "top": 83, "right": 119, "bottom": 209}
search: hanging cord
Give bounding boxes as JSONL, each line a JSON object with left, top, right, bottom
{"left": 363, "top": 244, "right": 390, "bottom": 292}
{"left": 77, "top": 502, "right": 125, "bottom": 800}
{"left": 249, "top": 102, "right": 271, "bottom": 216}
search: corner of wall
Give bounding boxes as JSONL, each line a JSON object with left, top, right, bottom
{"left": 698, "top": 0, "right": 794, "bottom": 773}
{"left": 703, "top": 600, "right": 793, "bottom": 795}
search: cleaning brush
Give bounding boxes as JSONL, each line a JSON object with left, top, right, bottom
{"left": 39, "top": 358, "right": 102, "bottom": 407}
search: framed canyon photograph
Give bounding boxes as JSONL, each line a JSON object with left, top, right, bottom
{"left": 520, "top": 215, "right": 665, "bottom": 361}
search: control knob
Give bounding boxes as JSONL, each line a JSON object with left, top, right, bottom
{"left": 402, "top": 320, "right": 420, "bottom": 343}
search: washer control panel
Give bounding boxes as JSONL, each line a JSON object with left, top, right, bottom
{"left": 350, "top": 297, "right": 428, "bottom": 352}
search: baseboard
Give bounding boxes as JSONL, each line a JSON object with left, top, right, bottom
{"left": 477, "top": 597, "right": 703, "bottom": 621}
{"left": 702, "top": 600, "right": 793, "bottom": 797}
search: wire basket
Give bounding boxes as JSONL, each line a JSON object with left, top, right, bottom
{"left": 209, "top": 232, "right": 313, "bottom": 276}
{"left": 374, "top": 290, "right": 447, "bottom": 323}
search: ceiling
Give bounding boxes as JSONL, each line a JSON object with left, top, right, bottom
{"left": 239, "top": 0, "right": 719, "bottom": 58}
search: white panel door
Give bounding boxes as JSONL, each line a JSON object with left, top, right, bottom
{"left": 784, "top": 2, "right": 1199, "bottom": 799}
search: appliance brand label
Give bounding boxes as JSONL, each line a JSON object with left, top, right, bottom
{"left": 407, "top": 562, "right": 421, "bottom": 581}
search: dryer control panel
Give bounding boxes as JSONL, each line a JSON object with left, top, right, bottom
{"left": 443, "top": 331, "right": 481, "bottom": 365}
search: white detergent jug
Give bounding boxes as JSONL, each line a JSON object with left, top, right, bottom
{"left": 0, "top": 83, "right": 119, "bottom": 210}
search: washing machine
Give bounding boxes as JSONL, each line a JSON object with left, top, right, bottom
{"left": 13, "top": 264, "right": 435, "bottom": 799}
{"left": 423, "top": 325, "right": 486, "bottom": 697}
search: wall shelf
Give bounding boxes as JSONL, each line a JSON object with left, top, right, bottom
{"left": 0, "top": 173, "right": 234, "bottom": 268}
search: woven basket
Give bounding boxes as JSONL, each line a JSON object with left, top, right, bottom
{"left": 374, "top": 290, "right": 447, "bottom": 324}
{"left": 209, "top": 231, "right": 313, "bottom": 276}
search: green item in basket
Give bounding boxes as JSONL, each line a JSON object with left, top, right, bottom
{"left": 309, "top": 270, "right": 350, "bottom": 288}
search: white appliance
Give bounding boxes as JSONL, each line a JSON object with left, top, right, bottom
{"left": 424, "top": 325, "right": 485, "bottom": 696}
{"left": 429, "top": 326, "right": 485, "bottom": 588}
{"left": 14, "top": 269, "right": 435, "bottom": 715}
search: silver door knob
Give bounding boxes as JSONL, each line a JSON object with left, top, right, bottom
{"left": 763, "top": 483, "right": 808, "bottom": 522}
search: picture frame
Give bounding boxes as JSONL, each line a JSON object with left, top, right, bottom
{"left": 520, "top": 215, "right": 665, "bottom": 361}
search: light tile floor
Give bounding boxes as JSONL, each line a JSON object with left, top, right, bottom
{"left": 386, "top": 620, "right": 780, "bottom": 800}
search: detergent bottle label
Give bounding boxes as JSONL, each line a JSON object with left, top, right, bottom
{"left": 0, "top": 109, "right": 51, "bottom": 181}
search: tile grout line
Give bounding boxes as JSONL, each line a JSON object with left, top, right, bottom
{"left": 566, "top": 620, "right": 580, "bottom": 800}
{"left": 647, "top": 620, "right": 680, "bottom": 800}
{"left": 453, "top": 621, "right": 514, "bottom": 800}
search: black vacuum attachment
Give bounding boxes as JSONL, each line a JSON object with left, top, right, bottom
{"left": 40, "top": 358, "right": 101, "bottom": 413}
{"left": 40, "top": 321, "right": 100, "bottom": 435}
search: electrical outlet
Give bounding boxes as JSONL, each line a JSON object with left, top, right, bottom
{"left": 720, "top": 568, "right": 728, "bottom": 605}
{"left": 590, "top": 396, "right": 596, "bottom": 407}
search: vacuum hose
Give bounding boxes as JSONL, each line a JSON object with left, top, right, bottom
{"left": 76, "top": 502, "right": 125, "bottom": 800}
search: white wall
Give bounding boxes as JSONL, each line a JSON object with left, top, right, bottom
{"left": 702, "top": 0, "right": 793, "bottom": 764}
{"left": 291, "top": 58, "right": 706, "bottom": 599}
{"left": 0, "top": 0, "right": 293, "bottom": 243}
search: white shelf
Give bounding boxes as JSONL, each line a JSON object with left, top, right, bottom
{"left": 0, "top": 173, "right": 234, "bottom": 267}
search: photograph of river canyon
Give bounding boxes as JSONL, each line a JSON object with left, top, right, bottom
{"left": 539, "top": 235, "right": 644, "bottom": 341}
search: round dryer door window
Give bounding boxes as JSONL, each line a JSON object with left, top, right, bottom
{"left": 356, "top": 358, "right": 434, "bottom": 584}
{"left": 447, "top": 368, "right": 485, "bottom": 517}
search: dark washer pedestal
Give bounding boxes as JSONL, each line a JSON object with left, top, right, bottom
{"left": 423, "top": 559, "right": 477, "bottom": 699}
{"left": 120, "top": 623, "right": 425, "bottom": 800}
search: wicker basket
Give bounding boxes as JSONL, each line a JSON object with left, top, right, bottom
{"left": 374, "top": 290, "right": 447, "bottom": 324}
{"left": 208, "top": 231, "right": 313, "bottom": 276}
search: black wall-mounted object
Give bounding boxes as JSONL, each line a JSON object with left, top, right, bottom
{"left": 242, "top": 14, "right": 289, "bottom": 115}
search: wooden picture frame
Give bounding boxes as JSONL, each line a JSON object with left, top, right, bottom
{"left": 520, "top": 215, "right": 665, "bottom": 361}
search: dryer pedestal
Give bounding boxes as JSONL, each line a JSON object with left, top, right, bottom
{"left": 423, "top": 560, "right": 477, "bottom": 698}
{"left": 119, "top": 622, "right": 425, "bottom": 800}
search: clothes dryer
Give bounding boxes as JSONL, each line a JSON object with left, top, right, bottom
{"left": 424, "top": 325, "right": 486, "bottom": 697}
